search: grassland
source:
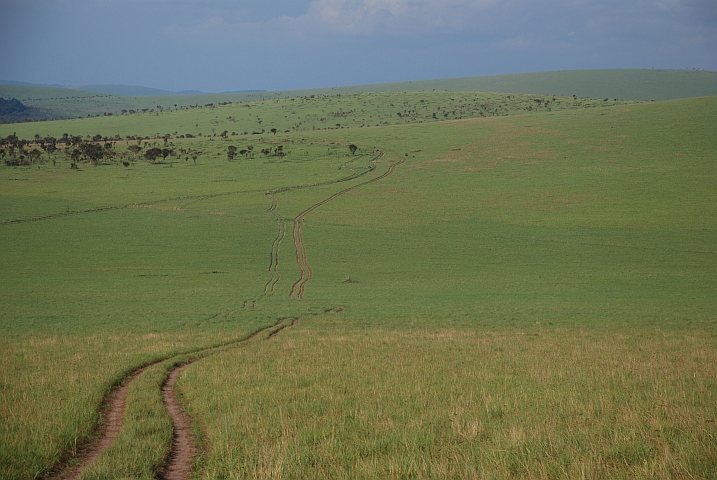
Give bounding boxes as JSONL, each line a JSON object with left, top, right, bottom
{"left": 2, "top": 69, "right": 716, "bottom": 123}
{"left": 0, "top": 90, "right": 628, "bottom": 141}
{"left": 1, "top": 88, "right": 715, "bottom": 478}
{"left": 186, "top": 326, "right": 716, "bottom": 478}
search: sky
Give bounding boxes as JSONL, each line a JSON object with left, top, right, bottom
{"left": 1, "top": 0, "right": 715, "bottom": 93}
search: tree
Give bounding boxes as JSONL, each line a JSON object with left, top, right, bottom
{"left": 42, "top": 142, "right": 57, "bottom": 160}
{"left": 349, "top": 144, "right": 358, "bottom": 155}
{"left": 270, "top": 128, "right": 277, "bottom": 135}
{"left": 28, "top": 148, "right": 42, "bottom": 164}
{"left": 227, "top": 145, "right": 237, "bottom": 162}
{"left": 127, "top": 144, "right": 142, "bottom": 159}
{"left": 79, "top": 142, "right": 105, "bottom": 165}
{"left": 144, "top": 147, "right": 163, "bottom": 164}
{"left": 70, "top": 149, "right": 81, "bottom": 169}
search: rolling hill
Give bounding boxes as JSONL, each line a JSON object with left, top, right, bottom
{"left": 2, "top": 69, "right": 715, "bottom": 124}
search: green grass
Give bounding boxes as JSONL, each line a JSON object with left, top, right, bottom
{"left": 1, "top": 92, "right": 715, "bottom": 478}
{"left": 2, "top": 69, "right": 715, "bottom": 122}
{"left": 1, "top": 90, "right": 629, "bottom": 141}
{"left": 328, "top": 69, "right": 717, "bottom": 101}
{"left": 182, "top": 324, "right": 717, "bottom": 479}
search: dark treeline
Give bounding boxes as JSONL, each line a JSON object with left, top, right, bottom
{"left": 1, "top": 132, "right": 181, "bottom": 168}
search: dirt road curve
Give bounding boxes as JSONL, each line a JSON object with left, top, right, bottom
{"left": 48, "top": 366, "right": 153, "bottom": 480}
{"left": 47, "top": 318, "right": 294, "bottom": 480}
{"left": 159, "top": 363, "right": 197, "bottom": 480}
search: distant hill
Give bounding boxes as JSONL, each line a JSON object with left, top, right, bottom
{"left": 305, "top": 69, "right": 717, "bottom": 102}
{"left": 0, "top": 79, "right": 66, "bottom": 88}
{"left": 1, "top": 69, "right": 716, "bottom": 123}
{"left": 69, "top": 85, "right": 207, "bottom": 96}
{"left": 0, "top": 98, "right": 27, "bottom": 115}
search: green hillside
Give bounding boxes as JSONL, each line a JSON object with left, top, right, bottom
{"left": 1, "top": 91, "right": 715, "bottom": 478}
{"left": 2, "top": 69, "right": 715, "bottom": 123}
{"left": 0, "top": 85, "right": 271, "bottom": 121}
{"left": 0, "top": 90, "right": 630, "bottom": 141}
{"left": 318, "top": 69, "right": 717, "bottom": 101}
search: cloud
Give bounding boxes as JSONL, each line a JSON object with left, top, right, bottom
{"left": 309, "top": 0, "right": 507, "bottom": 34}
{"left": 162, "top": 0, "right": 715, "bottom": 42}
{"left": 164, "top": 0, "right": 505, "bottom": 39}
{"left": 160, "top": 0, "right": 716, "bottom": 75}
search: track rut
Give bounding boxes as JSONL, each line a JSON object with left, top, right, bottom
{"left": 290, "top": 152, "right": 405, "bottom": 299}
{"left": 47, "top": 318, "right": 294, "bottom": 480}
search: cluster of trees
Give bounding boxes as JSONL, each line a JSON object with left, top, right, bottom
{"left": 122, "top": 139, "right": 176, "bottom": 164}
{"left": 224, "top": 143, "right": 301, "bottom": 162}
{"left": 226, "top": 145, "right": 255, "bottom": 161}
{"left": 2, "top": 133, "right": 66, "bottom": 166}
{"left": 1, "top": 133, "right": 117, "bottom": 168}
{"left": 260, "top": 145, "right": 286, "bottom": 160}
{"left": 0, "top": 132, "right": 173, "bottom": 168}
{"left": 226, "top": 143, "right": 355, "bottom": 162}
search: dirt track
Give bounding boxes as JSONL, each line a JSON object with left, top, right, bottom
{"left": 159, "top": 364, "right": 196, "bottom": 480}
{"left": 290, "top": 151, "right": 405, "bottom": 299}
{"left": 47, "top": 318, "right": 294, "bottom": 480}
{"left": 43, "top": 150, "right": 403, "bottom": 478}
{"left": 49, "top": 366, "right": 154, "bottom": 480}
{"left": 263, "top": 197, "right": 287, "bottom": 296}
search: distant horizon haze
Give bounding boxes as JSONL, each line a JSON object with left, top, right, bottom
{"left": 1, "top": 0, "right": 715, "bottom": 93}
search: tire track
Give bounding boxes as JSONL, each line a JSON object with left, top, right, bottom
{"left": 46, "top": 318, "right": 291, "bottom": 480}
{"left": 263, "top": 197, "right": 287, "bottom": 296}
{"left": 48, "top": 364, "right": 158, "bottom": 480}
{"left": 268, "top": 317, "right": 299, "bottom": 338}
{"left": 158, "top": 316, "right": 296, "bottom": 480}
{"left": 1, "top": 189, "right": 263, "bottom": 226}
{"left": 42, "top": 150, "right": 388, "bottom": 477}
{"left": 290, "top": 152, "right": 405, "bottom": 300}
{"left": 159, "top": 363, "right": 196, "bottom": 480}
{"left": 245, "top": 151, "right": 382, "bottom": 307}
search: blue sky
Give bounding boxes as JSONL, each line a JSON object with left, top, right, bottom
{"left": 1, "top": 0, "right": 715, "bottom": 92}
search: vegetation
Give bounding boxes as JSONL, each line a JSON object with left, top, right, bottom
{"left": 0, "top": 90, "right": 631, "bottom": 144}
{"left": 0, "top": 80, "right": 715, "bottom": 478}
{"left": 2, "top": 69, "right": 715, "bottom": 124}
{"left": 186, "top": 326, "right": 717, "bottom": 478}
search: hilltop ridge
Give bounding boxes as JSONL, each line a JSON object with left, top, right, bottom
{"left": 1, "top": 69, "right": 716, "bottom": 124}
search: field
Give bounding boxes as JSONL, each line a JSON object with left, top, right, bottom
{"left": 2, "top": 69, "right": 717, "bottom": 122}
{"left": 1, "top": 78, "right": 716, "bottom": 478}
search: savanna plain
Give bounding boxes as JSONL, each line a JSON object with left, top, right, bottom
{"left": 1, "top": 74, "right": 716, "bottom": 479}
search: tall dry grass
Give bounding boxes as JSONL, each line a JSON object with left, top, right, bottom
{"left": 180, "top": 324, "right": 717, "bottom": 479}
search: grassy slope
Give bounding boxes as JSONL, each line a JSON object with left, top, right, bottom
{"left": 1, "top": 94, "right": 715, "bottom": 478}
{"left": 0, "top": 90, "right": 627, "bottom": 140}
{"left": 322, "top": 69, "right": 717, "bottom": 100}
{"left": 180, "top": 96, "right": 715, "bottom": 478}
{"left": 2, "top": 69, "right": 715, "bottom": 122}
{"left": 186, "top": 327, "right": 716, "bottom": 479}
